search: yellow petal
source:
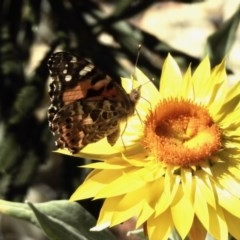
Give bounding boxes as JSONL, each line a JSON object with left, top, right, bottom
{"left": 147, "top": 210, "right": 173, "bottom": 240}
{"left": 227, "top": 163, "right": 240, "bottom": 180}
{"left": 195, "top": 172, "right": 216, "bottom": 209}
{"left": 112, "top": 200, "right": 153, "bottom": 226}
{"left": 219, "top": 109, "right": 240, "bottom": 131}
{"left": 154, "top": 178, "right": 171, "bottom": 216}
{"left": 191, "top": 56, "right": 211, "bottom": 100}
{"left": 194, "top": 183, "right": 209, "bottom": 231}
{"left": 207, "top": 60, "right": 227, "bottom": 103}
{"left": 171, "top": 188, "right": 194, "bottom": 239}
{"left": 56, "top": 138, "right": 122, "bottom": 160}
{"left": 164, "top": 170, "right": 181, "bottom": 202}
{"left": 196, "top": 59, "right": 226, "bottom": 106}
{"left": 181, "top": 65, "right": 194, "bottom": 99}
{"left": 95, "top": 165, "right": 160, "bottom": 198}
{"left": 216, "top": 186, "right": 240, "bottom": 218}
{"left": 181, "top": 168, "right": 194, "bottom": 201}
{"left": 111, "top": 200, "right": 146, "bottom": 226}
{"left": 159, "top": 54, "right": 183, "bottom": 98}
{"left": 81, "top": 160, "right": 126, "bottom": 170}
{"left": 97, "top": 197, "right": 118, "bottom": 225}
{"left": 223, "top": 209, "right": 240, "bottom": 239}
{"left": 134, "top": 68, "right": 161, "bottom": 108}
{"left": 70, "top": 169, "right": 123, "bottom": 200}
{"left": 213, "top": 82, "right": 240, "bottom": 123}
{"left": 213, "top": 167, "right": 240, "bottom": 199}
{"left": 208, "top": 205, "right": 228, "bottom": 240}
{"left": 136, "top": 201, "right": 155, "bottom": 228}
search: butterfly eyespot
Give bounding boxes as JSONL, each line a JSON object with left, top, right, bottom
{"left": 47, "top": 51, "right": 141, "bottom": 153}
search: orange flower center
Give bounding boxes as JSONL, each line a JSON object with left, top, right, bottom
{"left": 144, "top": 99, "right": 222, "bottom": 167}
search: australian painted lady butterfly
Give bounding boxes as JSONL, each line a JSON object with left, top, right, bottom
{"left": 48, "top": 52, "right": 140, "bottom": 153}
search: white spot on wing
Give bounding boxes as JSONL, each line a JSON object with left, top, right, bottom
{"left": 65, "top": 75, "right": 72, "bottom": 81}
{"left": 70, "top": 56, "right": 77, "bottom": 62}
{"left": 79, "top": 64, "right": 94, "bottom": 76}
{"left": 85, "top": 64, "right": 94, "bottom": 72}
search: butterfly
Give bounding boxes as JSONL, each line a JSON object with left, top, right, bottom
{"left": 47, "top": 52, "right": 141, "bottom": 153}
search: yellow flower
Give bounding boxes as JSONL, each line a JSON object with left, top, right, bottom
{"left": 66, "top": 55, "right": 240, "bottom": 240}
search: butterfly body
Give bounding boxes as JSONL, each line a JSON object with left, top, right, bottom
{"left": 47, "top": 52, "right": 140, "bottom": 153}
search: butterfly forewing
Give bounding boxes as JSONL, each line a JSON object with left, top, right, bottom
{"left": 47, "top": 52, "right": 140, "bottom": 153}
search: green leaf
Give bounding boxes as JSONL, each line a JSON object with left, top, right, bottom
{"left": 0, "top": 199, "right": 117, "bottom": 240}
{"left": 28, "top": 202, "right": 88, "bottom": 240}
{"left": 0, "top": 199, "right": 37, "bottom": 223}
{"left": 205, "top": 6, "right": 240, "bottom": 66}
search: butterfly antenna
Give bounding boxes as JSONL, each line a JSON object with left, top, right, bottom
{"left": 135, "top": 44, "right": 142, "bottom": 68}
{"left": 133, "top": 44, "right": 142, "bottom": 81}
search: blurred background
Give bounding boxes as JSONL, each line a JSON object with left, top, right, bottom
{"left": 0, "top": 0, "right": 240, "bottom": 239}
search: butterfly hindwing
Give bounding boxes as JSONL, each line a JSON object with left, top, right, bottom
{"left": 52, "top": 99, "right": 124, "bottom": 153}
